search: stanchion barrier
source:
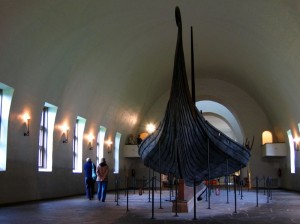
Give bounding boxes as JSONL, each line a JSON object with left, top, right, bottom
{"left": 114, "top": 174, "right": 117, "bottom": 202}
{"left": 256, "top": 176, "right": 259, "bottom": 207}
{"left": 226, "top": 160, "right": 229, "bottom": 204}
{"left": 268, "top": 176, "right": 272, "bottom": 201}
{"left": 205, "top": 178, "right": 208, "bottom": 202}
{"left": 159, "top": 174, "right": 163, "bottom": 209}
{"left": 238, "top": 177, "right": 241, "bottom": 196}
{"left": 193, "top": 179, "right": 197, "bottom": 220}
{"left": 171, "top": 179, "right": 174, "bottom": 197}
{"left": 132, "top": 176, "right": 135, "bottom": 195}
{"left": 115, "top": 174, "right": 277, "bottom": 217}
{"left": 169, "top": 173, "right": 172, "bottom": 201}
{"left": 266, "top": 177, "right": 270, "bottom": 203}
{"left": 115, "top": 174, "right": 120, "bottom": 206}
{"left": 174, "top": 179, "right": 178, "bottom": 217}
{"left": 207, "top": 180, "right": 211, "bottom": 209}
{"left": 142, "top": 176, "right": 145, "bottom": 194}
{"left": 112, "top": 174, "right": 278, "bottom": 219}
{"left": 251, "top": 175, "right": 277, "bottom": 207}
{"left": 234, "top": 175, "right": 237, "bottom": 214}
{"left": 240, "top": 180, "right": 243, "bottom": 200}
{"left": 263, "top": 176, "right": 266, "bottom": 195}
{"left": 126, "top": 176, "right": 129, "bottom": 212}
{"left": 124, "top": 176, "right": 127, "bottom": 196}
{"left": 152, "top": 168, "right": 155, "bottom": 192}
{"left": 151, "top": 176, "right": 155, "bottom": 219}
{"left": 207, "top": 139, "right": 211, "bottom": 209}
{"left": 148, "top": 161, "right": 151, "bottom": 203}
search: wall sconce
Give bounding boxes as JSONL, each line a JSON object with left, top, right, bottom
{"left": 105, "top": 139, "right": 113, "bottom": 153}
{"left": 87, "top": 134, "right": 94, "bottom": 150}
{"left": 61, "top": 124, "right": 69, "bottom": 143}
{"left": 23, "top": 113, "right": 30, "bottom": 136}
{"left": 294, "top": 137, "right": 300, "bottom": 151}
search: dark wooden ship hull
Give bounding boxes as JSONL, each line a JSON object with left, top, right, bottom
{"left": 138, "top": 7, "right": 250, "bottom": 187}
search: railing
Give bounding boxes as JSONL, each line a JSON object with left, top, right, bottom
{"left": 109, "top": 173, "right": 282, "bottom": 221}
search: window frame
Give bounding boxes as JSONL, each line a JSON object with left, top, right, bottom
{"left": 114, "top": 132, "right": 121, "bottom": 174}
{"left": 0, "top": 84, "right": 14, "bottom": 172}
{"left": 0, "top": 89, "right": 2, "bottom": 137}
{"left": 73, "top": 119, "right": 79, "bottom": 170}
{"left": 38, "top": 102, "right": 57, "bottom": 172}
{"left": 96, "top": 126, "right": 106, "bottom": 165}
{"left": 72, "top": 116, "right": 85, "bottom": 173}
{"left": 38, "top": 106, "right": 48, "bottom": 169}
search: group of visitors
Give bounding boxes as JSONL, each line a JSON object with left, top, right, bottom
{"left": 84, "top": 157, "right": 109, "bottom": 202}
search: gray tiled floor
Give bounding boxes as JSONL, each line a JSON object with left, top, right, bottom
{"left": 1, "top": 188, "right": 300, "bottom": 223}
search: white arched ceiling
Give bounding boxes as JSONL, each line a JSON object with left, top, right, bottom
{"left": 0, "top": 1, "right": 300, "bottom": 141}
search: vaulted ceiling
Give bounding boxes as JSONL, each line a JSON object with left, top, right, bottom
{"left": 1, "top": 0, "right": 300, "bottom": 140}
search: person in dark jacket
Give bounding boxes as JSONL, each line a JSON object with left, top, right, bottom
{"left": 83, "top": 158, "right": 96, "bottom": 200}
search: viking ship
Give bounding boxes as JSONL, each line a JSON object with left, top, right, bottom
{"left": 138, "top": 7, "right": 251, "bottom": 186}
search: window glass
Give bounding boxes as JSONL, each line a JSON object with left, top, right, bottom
{"left": 38, "top": 103, "right": 57, "bottom": 172}
{"left": 38, "top": 107, "right": 48, "bottom": 169}
{"left": 0, "top": 89, "right": 2, "bottom": 137}
{"left": 0, "top": 83, "right": 14, "bottom": 171}
{"left": 96, "top": 126, "right": 106, "bottom": 165}
{"left": 73, "top": 119, "right": 79, "bottom": 171}
{"left": 114, "top": 132, "right": 121, "bottom": 173}
{"left": 73, "top": 116, "right": 86, "bottom": 173}
{"left": 287, "top": 130, "right": 295, "bottom": 174}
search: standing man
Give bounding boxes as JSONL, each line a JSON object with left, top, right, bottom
{"left": 84, "top": 158, "right": 95, "bottom": 200}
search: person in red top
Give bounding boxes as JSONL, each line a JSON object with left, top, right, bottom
{"left": 96, "top": 158, "right": 109, "bottom": 202}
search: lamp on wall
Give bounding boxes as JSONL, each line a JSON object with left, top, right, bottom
{"left": 105, "top": 139, "right": 113, "bottom": 153}
{"left": 23, "top": 113, "right": 30, "bottom": 136}
{"left": 61, "top": 124, "right": 69, "bottom": 143}
{"left": 87, "top": 134, "right": 94, "bottom": 150}
{"left": 294, "top": 137, "right": 300, "bottom": 151}
{"left": 146, "top": 123, "right": 156, "bottom": 134}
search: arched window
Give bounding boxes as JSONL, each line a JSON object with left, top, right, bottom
{"left": 0, "top": 83, "right": 14, "bottom": 171}
{"left": 73, "top": 116, "right": 86, "bottom": 173}
{"left": 38, "top": 102, "right": 57, "bottom": 172}
{"left": 114, "top": 132, "right": 121, "bottom": 174}
{"left": 262, "top": 130, "right": 273, "bottom": 145}
{"left": 96, "top": 126, "right": 106, "bottom": 165}
{"left": 287, "top": 130, "right": 295, "bottom": 174}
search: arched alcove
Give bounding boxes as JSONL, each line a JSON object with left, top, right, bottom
{"left": 196, "top": 100, "right": 244, "bottom": 143}
{"left": 262, "top": 130, "right": 273, "bottom": 145}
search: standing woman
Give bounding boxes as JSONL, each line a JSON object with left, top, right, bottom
{"left": 96, "top": 158, "right": 109, "bottom": 202}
